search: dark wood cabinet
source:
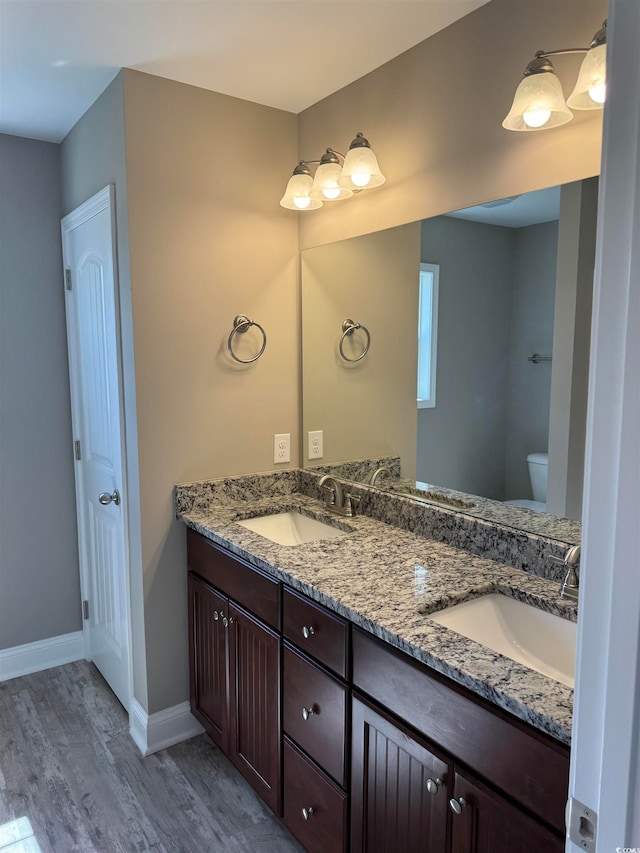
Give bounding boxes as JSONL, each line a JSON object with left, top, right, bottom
{"left": 187, "top": 534, "right": 282, "bottom": 814}
{"left": 351, "top": 696, "right": 450, "bottom": 853}
{"left": 352, "top": 627, "right": 569, "bottom": 836}
{"left": 228, "top": 602, "right": 281, "bottom": 813}
{"left": 188, "top": 574, "right": 228, "bottom": 749}
{"left": 449, "top": 770, "right": 565, "bottom": 853}
{"left": 186, "top": 530, "right": 570, "bottom": 853}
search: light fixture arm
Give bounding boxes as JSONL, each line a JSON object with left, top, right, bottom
{"left": 537, "top": 48, "right": 590, "bottom": 59}
{"left": 524, "top": 19, "right": 607, "bottom": 74}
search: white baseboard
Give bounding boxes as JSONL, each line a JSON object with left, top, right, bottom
{"left": 129, "top": 699, "right": 204, "bottom": 756}
{"left": 0, "top": 631, "right": 85, "bottom": 682}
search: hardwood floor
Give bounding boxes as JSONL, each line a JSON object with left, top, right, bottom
{"left": 0, "top": 662, "right": 303, "bottom": 853}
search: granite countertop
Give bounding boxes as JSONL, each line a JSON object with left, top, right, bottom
{"left": 177, "top": 476, "right": 576, "bottom": 746}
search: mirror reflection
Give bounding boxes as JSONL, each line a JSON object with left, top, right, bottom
{"left": 301, "top": 178, "right": 598, "bottom": 536}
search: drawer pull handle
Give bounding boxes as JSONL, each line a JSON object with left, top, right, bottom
{"left": 301, "top": 807, "right": 314, "bottom": 821}
{"left": 426, "top": 777, "right": 443, "bottom": 796}
{"left": 302, "top": 626, "right": 315, "bottom": 639}
{"left": 301, "top": 706, "right": 315, "bottom": 721}
{"left": 449, "top": 797, "right": 467, "bottom": 815}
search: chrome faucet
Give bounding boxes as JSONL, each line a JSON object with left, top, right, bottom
{"left": 369, "top": 466, "right": 392, "bottom": 487}
{"left": 318, "top": 475, "right": 360, "bottom": 517}
{"left": 550, "top": 545, "right": 581, "bottom": 601}
{"left": 318, "top": 475, "right": 343, "bottom": 509}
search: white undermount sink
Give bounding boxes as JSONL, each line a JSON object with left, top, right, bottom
{"left": 237, "top": 511, "right": 349, "bottom": 547}
{"left": 429, "top": 593, "right": 576, "bottom": 687}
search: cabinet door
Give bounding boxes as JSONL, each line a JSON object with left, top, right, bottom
{"left": 449, "top": 770, "right": 564, "bottom": 853}
{"left": 351, "top": 697, "right": 450, "bottom": 853}
{"left": 228, "top": 601, "right": 281, "bottom": 815}
{"left": 188, "top": 574, "right": 229, "bottom": 750}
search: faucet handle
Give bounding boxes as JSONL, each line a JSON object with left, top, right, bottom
{"left": 548, "top": 545, "right": 581, "bottom": 566}
{"left": 344, "top": 492, "right": 360, "bottom": 516}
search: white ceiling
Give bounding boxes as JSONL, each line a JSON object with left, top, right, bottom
{"left": 0, "top": 0, "right": 489, "bottom": 143}
{"left": 446, "top": 186, "right": 562, "bottom": 228}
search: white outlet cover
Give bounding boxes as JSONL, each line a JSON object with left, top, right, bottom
{"left": 274, "top": 433, "right": 290, "bottom": 464}
{"left": 308, "top": 430, "right": 323, "bottom": 459}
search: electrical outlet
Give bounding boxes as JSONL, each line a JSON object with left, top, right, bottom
{"left": 308, "top": 430, "right": 323, "bottom": 460}
{"left": 274, "top": 433, "right": 290, "bottom": 464}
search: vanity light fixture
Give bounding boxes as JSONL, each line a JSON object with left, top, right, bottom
{"left": 502, "top": 19, "right": 607, "bottom": 132}
{"left": 279, "top": 132, "right": 385, "bottom": 210}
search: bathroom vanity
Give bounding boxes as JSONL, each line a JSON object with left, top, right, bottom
{"left": 177, "top": 470, "right": 577, "bottom": 852}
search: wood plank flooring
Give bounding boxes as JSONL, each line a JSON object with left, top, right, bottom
{"left": 0, "top": 662, "right": 303, "bottom": 853}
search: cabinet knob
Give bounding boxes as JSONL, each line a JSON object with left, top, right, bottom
{"left": 302, "top": 626, "right": 315, "bottom": 639}
{"left": 213, "top": 610, "right": 219, "bottom": 621}
{"left": 301, "top": 706, "right": 315, "bottom": 721}
{"left": 449, "top": 797, "right": 467, "bottom": 815}
{"left": 301, "top": 807, "right": 314, "bottom": 821}
{"left": 426, "top": 777, "right": 443, "bottom": 796}
{"left": 222, "top": 616, "right": 228, "bottom": 628}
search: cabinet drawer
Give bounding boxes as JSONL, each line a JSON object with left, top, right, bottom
{"left": 352, "top": 628, "right": 570, "bottom": 834}
{"left": 283, "top": 738, "right": 348, "bottom": 853}
{"left": 187, "top": 529, "right": 280, "bottom": 630}
{"left": 283, "top": 644, "right": 348, "bottom": 787}
{"left": 283, "top": 587, "right": 349, "bottom": 678}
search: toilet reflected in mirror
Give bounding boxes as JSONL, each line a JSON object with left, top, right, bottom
{"left": 505, "top": 452, "right": 548, "bottom": 512}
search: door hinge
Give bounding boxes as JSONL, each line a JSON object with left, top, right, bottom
{"left": 74, "top": 440, "right": 82, "bottom": 460}
{"left": 82, "top": 600, "right": 89, "bottom": 620}
{"left": 65, "top": 268, "right": 72, "bottom": 290}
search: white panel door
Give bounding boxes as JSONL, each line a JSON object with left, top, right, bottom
{"left": 62, "top": 186, "right": 131, "bottom": 711}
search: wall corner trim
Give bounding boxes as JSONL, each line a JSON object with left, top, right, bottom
{"left": 129, "top": 699, "right": 204, "bottom": 756}
{"left": 0, "top": 631, "right": 85, "bottom": 682}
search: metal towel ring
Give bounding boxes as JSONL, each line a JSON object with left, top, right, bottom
{"left": 227, "top": 315, "right": 267, "bottom": 364}
{"left": 339, "top": 319, "right": 371, "bottom": 363}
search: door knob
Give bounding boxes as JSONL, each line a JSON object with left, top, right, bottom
{"left": 99, "top": 489, "right": 120, "bottom": 506}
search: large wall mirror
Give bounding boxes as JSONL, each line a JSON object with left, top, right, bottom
{"left": 301, "top": 178, "right": 599, "bottom": 540}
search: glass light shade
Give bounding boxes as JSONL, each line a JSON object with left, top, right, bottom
{"left": 338, "top": 145, "right": 385, "bottom": 190}
{"left": 310, "top": 161, "right": 354, "bottom": 201}
{"left": 567, "top": 44, "right": 607, "bottom": 109}
{"left": 279, "top": 172, "right": 322, "bottom": 210}
{"left": 502, "top": 71, "right": 573, "bottom": 131}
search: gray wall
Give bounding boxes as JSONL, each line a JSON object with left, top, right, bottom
{"left": 418, "top": 216, "right": 514, "bottom": 499}
{"left": 504, "top": 221, "right": 558, "bottom": 500}
{"left": 418, "top": 217, "right": 558, "bottom": 502}
{"left": 0, "top": 133, "right": 81, "bottom": 649}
